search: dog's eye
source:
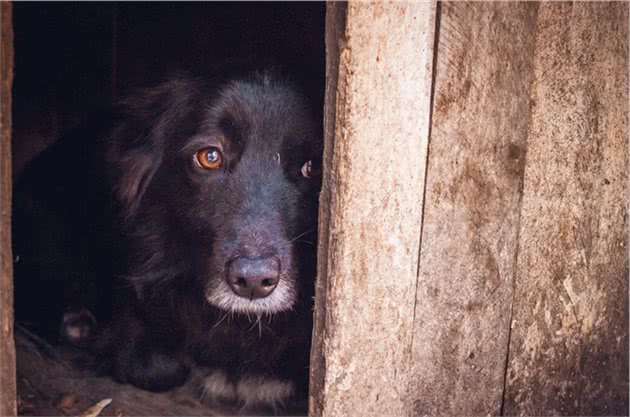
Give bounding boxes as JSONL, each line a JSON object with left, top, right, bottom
{"left": 194, "top": 147, "right": 223, "bottom": 170}
{"left": 301, "top": 160, "right": 317, "bottom": 178}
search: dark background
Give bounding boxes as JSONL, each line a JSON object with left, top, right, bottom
{"left": 12, "top": 2, "right": 325, "bottom": 177}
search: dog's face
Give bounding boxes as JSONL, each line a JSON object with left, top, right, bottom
{"left": 111, "top": 71, "right": 321, "bottom": 315}
{"left": 185, "top": 75, "right": 321, "bottom": 315}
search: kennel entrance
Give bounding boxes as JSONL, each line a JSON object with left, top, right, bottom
{"left": 1, "top": 2, "right": 325, "bottom": 415}
{"left": 1, "top": 2, "right": 629, "bottom": 417}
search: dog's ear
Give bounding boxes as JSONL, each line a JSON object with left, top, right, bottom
{"left": 110, "top": 141, "right": 159, "bottom": 219}
{"left": 107, "top": 76, "right": 199, "bottom": 219}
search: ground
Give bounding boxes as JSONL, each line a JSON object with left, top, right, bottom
{"left": 15, "top": 326, "right": 226, "bottom": 416}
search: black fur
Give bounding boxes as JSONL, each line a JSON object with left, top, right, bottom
{"left": 13, "top": 67, "right": 321, "bottom": 412}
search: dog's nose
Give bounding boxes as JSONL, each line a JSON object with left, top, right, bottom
{"left": 226, "top": 257, "right": 280, "bottom": 299}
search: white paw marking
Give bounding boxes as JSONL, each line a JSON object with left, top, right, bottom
{"left": 236, "top": 375, "right": 295, "bottom": 408}
{"left": 199, "top": 370, "right": 236, "bottom": 403}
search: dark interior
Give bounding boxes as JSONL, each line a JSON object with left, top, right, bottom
{"left": 12, "top": 3, "right": 325, "bottom": 415}
{"left": 13, "top": 1, "right": 325, "bottom": 177}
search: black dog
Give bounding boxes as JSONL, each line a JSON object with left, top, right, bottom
{"left": 13, "top": 67, "right": 322, "bottom": 413}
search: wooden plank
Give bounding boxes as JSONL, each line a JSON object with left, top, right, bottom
{"left": 0, "top": 2, "right": 16, "bottom": 416}
{"left": 409, "top": 3, "right": 539, "bottom": 415}
{"left": 504, "top": 3, "right": 629, "bottom": 416}
{"left": 308, "top": 2, "right": 345, "bottom": 416}
{"left": 309, "top": 2, "right": 436, "bottom": 416}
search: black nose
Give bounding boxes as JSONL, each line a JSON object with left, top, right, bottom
{"left": 226, "top": 257, "right": 280, "bottom": 299}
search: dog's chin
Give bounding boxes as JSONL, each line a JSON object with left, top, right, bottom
{"left": 205, "top": 280, "right": 297, "bottom": 315}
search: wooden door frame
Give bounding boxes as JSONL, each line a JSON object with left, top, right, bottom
{"left": 0, "top": 1, "right": 16, "bottom": 416}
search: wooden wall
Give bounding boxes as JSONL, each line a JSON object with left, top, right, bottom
{"left": 411, "top": 3, "right": 538, "bottom": 415}
{"left": 312, "top": 2, "right": 628, "bottom": 416}
{"left": 503, "top": 3, "right": 628, "bottom": 415}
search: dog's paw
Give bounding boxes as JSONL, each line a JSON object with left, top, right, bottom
{"left": 194, "top": 369, "right": 298, "bottom": 416}
{"left": 114, "top": 346, "right": 190, "bottom": 392}
{"left": 236, "top": 375, "right": 296, "bottom": 416}
{"left": 59, "top": 306, "right": 97, "bottom": 347}
{"left": 195, "top": 369, "right": 238, "bottom": 408}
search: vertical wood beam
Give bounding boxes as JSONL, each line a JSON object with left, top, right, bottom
{"left": 0, "top": 2, "right": 16, "bottom": 416}
{"left": 308, "top": 3, "right": 345, "bottom": 415}
{"left": 409, "top": 3, "right": 539, "bottom": 415}
{"left": 504, "top": 3, "right": 629, "bottom": 415}
{"left": 309, "top": 2, "right": 436, "bottom": 416}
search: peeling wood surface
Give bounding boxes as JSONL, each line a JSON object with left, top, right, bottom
{"left": 410, "top": 3, "right": 539, "bottom": 415}
{"left": 308, "top": 2, "right": 345, "bottom": 416}
{"left": 503, "top": 3, "right": 629, "bottom": 416}
{"left": 0, "top": 2, "right": 17, "bottom": 416}
{"left": 309, "top": 2, "right": 436, "bottom": 416}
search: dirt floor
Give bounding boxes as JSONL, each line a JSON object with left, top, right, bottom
{"left": 15, "top": 325, "right": 226, "bottom": 416}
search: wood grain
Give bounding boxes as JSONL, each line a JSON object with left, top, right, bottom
{"left": 409, "top": 3, "right": 539, "bottom": 415}
{"left": 503, "top": 3, "right": 629, "bottom": 415}
{"left": 0, "top": 2, "right": 16, "bottom": 416}
{"left": 309, "top": 2, "right": 436, "bottom": 416}
{"left": 308, "top": 2, "right": 345, "bottom": 416}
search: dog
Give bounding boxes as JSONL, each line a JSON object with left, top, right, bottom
{"left": 13, "top": 67, "right": 322, "bottom": 414}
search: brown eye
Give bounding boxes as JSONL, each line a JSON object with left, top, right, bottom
{"left": 194, "top": 147, "right": 223, "bottom": 170}
{"left": 301, "top": 160, "right": 314, "bottom": 178}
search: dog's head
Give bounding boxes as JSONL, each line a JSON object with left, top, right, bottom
{"left": 108, "top": 70, "right": 321, "bottom": 315}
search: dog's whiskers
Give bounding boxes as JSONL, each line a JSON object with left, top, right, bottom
{"left": 247, "top": 313, "right": 264, "bottom": 337}
{"left": 213, "top": 311, "right": 230, "bottom": 328}
{"left": 289, "top": 228, "right": 315, "bottom": 243}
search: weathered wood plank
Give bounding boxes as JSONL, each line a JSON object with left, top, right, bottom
{"left": 309, "top": 2, "right": 436, "bottom": 416}
{"left": 409, "top": 3, "right": 539, "bottom": 415}
{"left": 504, "top": 3, "right": 629, "bottom": 416}
{"left": 0, "top": 2, "right": 16, "bottom": 416}
{"left": 308, "top": 2, "right": 345, "bottom": 416}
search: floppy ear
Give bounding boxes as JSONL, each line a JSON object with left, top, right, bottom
{"left": 110, "top": 142, "right": 160, "bottom": 219}
{"left": 107, "top": 76, "right": 199, "bottom": 219}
